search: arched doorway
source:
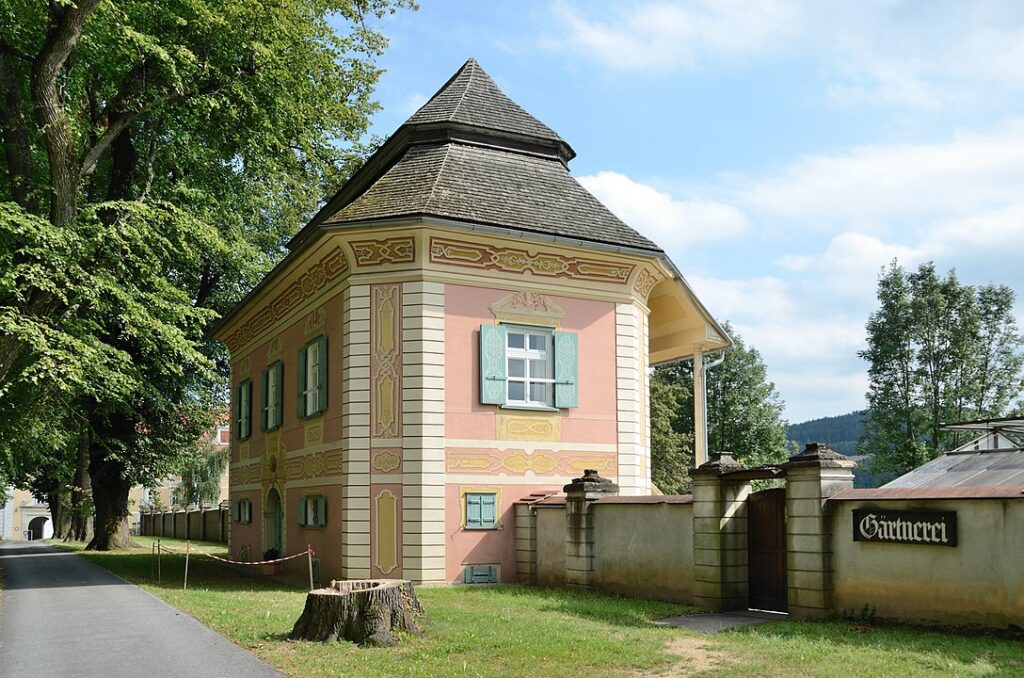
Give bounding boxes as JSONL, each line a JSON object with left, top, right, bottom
{"left": 264, "top": 488, "right": 283, "bottom": 557}
{"left": 27, "top": 516, "right": 49, "bottom": 541}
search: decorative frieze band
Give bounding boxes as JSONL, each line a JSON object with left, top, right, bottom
{"left": 429, "top": 237, "right": 634, "bottom": 283}
{"left": 349, "top": 236, "right": 416, "bottom": 266}
{"left": 224, "top": 247, "right": 348, "bottom": 352}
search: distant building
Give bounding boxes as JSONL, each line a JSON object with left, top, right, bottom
{"left": 0, "top": 488, "right": 53, "bottom": 541}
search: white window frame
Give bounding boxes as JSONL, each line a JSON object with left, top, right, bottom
{"left": 238, "top": 380, "right": 252, "bottom": 440}
{"left": 304, "top": 341, "right": 320, "bottom": 416}
{"left": 266, "top": 362, "right": 281, "bottom": 429}
{"left": 505, "top": 327, "right": 554, "bottom": 408}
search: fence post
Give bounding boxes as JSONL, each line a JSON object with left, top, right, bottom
{"left": 157, "top": 538, "right": 162, "bottom": 584}
{"left": 183, "top": 540, "right": 191, "bottom": 591}
{"left": 307, "top": 545, "right": 315, "bottom": 591}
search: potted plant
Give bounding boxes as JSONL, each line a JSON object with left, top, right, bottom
{"left": 262, "top": 548, "right": 282, "bottom": 576}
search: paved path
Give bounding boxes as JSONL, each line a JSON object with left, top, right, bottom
{"left": 0, "top": 541, "right": 283, "bottom": 678}
{"left": 656, "top": 609, "right": 786, "bottom": 632}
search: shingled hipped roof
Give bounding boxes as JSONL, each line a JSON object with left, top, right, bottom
{"left": 294, "top": 58, "right": 661, "bottom": 253}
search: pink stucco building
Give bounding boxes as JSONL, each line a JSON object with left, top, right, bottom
{"left": 212, "top": 59, "right": 727, "bottom": 584}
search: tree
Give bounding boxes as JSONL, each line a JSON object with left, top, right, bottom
{"left": 174, "top": 437, "right": 229, "bottom": 510}
{"left": 650, "top": 322, "right": 790, "bottom": 492}
{"left": 859, "top": 261, "right": 1024, "bottom": 475}
{"left": 0, "top": 0, "right": 411, "bottom": 549}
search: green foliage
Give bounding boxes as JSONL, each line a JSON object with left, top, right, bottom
{"left": 650, "top": 322, "right": 789, "bottom": 492}
{"left": 0, "top": 0, "right": 412, "bottom": 544}
{"left": 173, "top": 438, "right": 228, "bottom": 509}
{"left": 859, "top": 261, "right": 1024, "bottom": 475}
{"left": 787, "top": 410, "right": 867, "bottom": 453}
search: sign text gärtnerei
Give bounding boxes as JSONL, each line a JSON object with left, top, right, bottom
{"left": 852, "top": 509, "right": 957, "bottom": 547}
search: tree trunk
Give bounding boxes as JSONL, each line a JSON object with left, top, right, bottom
{"left": 68, "top": 423, "right": 93, "bottom": 541}
{"left": 290, "top": 580, "right": 424, "bottom": 647}
{"left": 0, "top": 54, "right": 35, "bottom": 210}
{"left": 86, "top": 447, "right": 132, "bottom": 550}
{"left": 45, "top": 491, "right": 65, "bottom": 540}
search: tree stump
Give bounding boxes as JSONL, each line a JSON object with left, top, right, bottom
{"left": 289, "top": 579, "right": 424, "bottom": 647}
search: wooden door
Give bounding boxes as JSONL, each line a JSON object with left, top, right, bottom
{"left": 747, "top": 488, "right": 787, "bottom": 612}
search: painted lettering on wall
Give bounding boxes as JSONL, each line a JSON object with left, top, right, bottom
{"left": 852, "top": 508, "right": 957, "bottom": 547}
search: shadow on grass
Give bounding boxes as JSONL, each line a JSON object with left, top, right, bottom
{"left": 65, "top": 544, "right": 306, "bottom": 595}
{"left": 720, "top": 618, "right": 1024, "bottom": 674}
{"left": 434, "top": 583, "right": 698, "bottom": 630}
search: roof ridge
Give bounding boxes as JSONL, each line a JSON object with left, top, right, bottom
{"left": 447, "top": 60, "right": 476, "bottom": 123}
{"left": 424, "top": 144, "right": 453, "bottom": 210}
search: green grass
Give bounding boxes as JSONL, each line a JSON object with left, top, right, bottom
{"left": 57, "top": 537, "right": 1024, "bottom": 678}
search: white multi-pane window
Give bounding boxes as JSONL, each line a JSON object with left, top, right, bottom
{"left": 264, "top": 361, "right": 282, "bottom": 430}
{"left": 237, "top": 379, "right": 252, "bottom": 440}
{"left": 506, "top": 329, "right": 554, "bottom": 407}
{"left": 304, "top": 340, "right": 320, "bottom": 415}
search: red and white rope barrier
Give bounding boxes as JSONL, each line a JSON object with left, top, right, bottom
{"left": 152, "top": 539, "right": 317, "bottom": 591}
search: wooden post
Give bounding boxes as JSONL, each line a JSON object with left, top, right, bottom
{"left": 307, "top": 545, "right": 315, "bottom": 591}
{"left": 183, "top": 540, "right": 190, "bottom": 591}
{"left": 157, "top": 539, "right": 162, "bottom": 584}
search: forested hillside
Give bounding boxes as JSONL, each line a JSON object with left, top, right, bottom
{"left": 786, "top": 410, "right": 867, "bottom": 455}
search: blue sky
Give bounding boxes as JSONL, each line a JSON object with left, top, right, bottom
{"left": 348, "top": 1, "right": 1024, "bottom": 423}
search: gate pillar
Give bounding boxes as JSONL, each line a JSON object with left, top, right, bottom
{"left": 782, "top": 443, "right": 855, "bottom": 619}
{"left": 692, "top": 453, "right": 751, "bottom": 611}
{"left": 563, "top": 469, "right": 618, "bottom": 589}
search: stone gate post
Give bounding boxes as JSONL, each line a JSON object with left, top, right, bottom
{"left": 692, "top": 453, "right": 751, "bottom": 611}
{"left": 564, "top": 469, "right": 619, "bottom": 589}
{"left": 783, "top": 443, "right": 855, "bottom": 619}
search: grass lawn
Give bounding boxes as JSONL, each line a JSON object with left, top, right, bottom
{"left": 59, "top": 537, "right": 1024, "bottom": 678}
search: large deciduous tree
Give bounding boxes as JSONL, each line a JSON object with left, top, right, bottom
{"left": 650, "top": 322, "right": 790, "bottom": 492}
{"left": 0, "top": 0, "right": 411, "bottom": 548}
{"left": 859, "top": 261, "right": 1024, "bottom": 475}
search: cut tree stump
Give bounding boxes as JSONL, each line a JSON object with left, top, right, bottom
{"left": 289, "top": 579, "right": 424, "bottom": 647}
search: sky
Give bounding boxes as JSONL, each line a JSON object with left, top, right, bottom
{"left": 347, "top": 1, "right": 1024, "bottom": 423}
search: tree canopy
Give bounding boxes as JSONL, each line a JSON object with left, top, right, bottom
{"left": 650, "top": 322, "right": 790, "bottom": 493}
{"left": 859, "top": 261, "right": 1024, "bottom": 475}
{"left": 0, "top": 0, "right": 412, "bottom": 547}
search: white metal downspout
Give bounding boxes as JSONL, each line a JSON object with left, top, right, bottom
{"left": 700, "top": 351, "right": 725, "bottom": 466}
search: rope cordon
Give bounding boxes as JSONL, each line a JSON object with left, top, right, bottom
{"left": 157, "top": 542, "right": 314, "bottom": 565}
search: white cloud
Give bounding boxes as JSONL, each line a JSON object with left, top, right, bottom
{"left": 737, "top": 122, "right": 1024, "bottom": 233}
{"left": 550, "top": 0, "right": 800, "bottom": 73}
{"left": 402, "top": 91, "right": 429, "bottom": 116}
{"left": 550, "top": 1, "right": 1024, "bottom": 109}
{"left": 687, "top": 274, "right": 795, "bottom": 324}
{"left": 577, "top": 171, "right": 748, "bottom": 247}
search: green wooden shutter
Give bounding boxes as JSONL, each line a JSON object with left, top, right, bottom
{"left": 296, "top": 498, "right": 306, "bottom": 526}
{"left": 234, "top": 500, "right": 241, "bottom": 523}
{"left": 260, "top": 368, "right": 269, "bottom": 431}
{"left": 273, "top": 362, "right": 284, "bottom": 427}
{"left": 480, "top": 493, "right": 496, "bottom": 528}
{"left": 316, "top": 335, "right": 327, "bottom": 414}
{"left": 466, "top": 493, "right": 482, "bottom": 528}
{"left": 479, "top": 324, "right": 507, "bottom": 405}
{"left": 554, "top": 331, "right": 579, "bottom": 408}
{"left": 316, "top": 496, "right": 326, "bottom": 527}
{"left": 296, "top": 346, "right": 307, "bottom": 418}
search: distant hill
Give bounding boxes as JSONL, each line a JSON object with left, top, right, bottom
{"left": 786, "top": 410, "right": 893, "bottom": 488}
{"left": 786, "top": 410, "right": 867, "bottom": 456}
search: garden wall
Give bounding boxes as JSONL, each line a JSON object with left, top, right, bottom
{"left": 829, "top": 495, "right": 1024, "bottom": 628}
{"left": 140, "top": 505, "right": 229, "bottom": 543}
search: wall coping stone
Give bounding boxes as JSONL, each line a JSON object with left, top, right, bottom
{"left": 783, "top": 443, "right": 857, "bottom": 470}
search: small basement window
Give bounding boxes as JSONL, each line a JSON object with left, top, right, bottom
{"left": 463, "top": 564, "right": 499, "bottom": 584}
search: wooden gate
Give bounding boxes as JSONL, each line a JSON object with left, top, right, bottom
{"left": 747, "top": 487, "right": 787, "bottom": 612}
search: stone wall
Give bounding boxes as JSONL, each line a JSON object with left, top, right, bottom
{"left": 830, "top": 497, "right": 1024, "bottom": 628}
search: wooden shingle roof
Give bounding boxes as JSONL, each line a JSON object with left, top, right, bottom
{"left": 294, "top": 58, "right": 661, "bottom": 253}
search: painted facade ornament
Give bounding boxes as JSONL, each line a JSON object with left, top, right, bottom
{"left": 266, "top": 336, "right": 283, "bottom": 362}
{"left": 304, "top": 307, "right": 327, "bottom": 339}
{"left": 489, "top": 291, "right": 566, "bottom": 326}
{"left": 374, "top": 490, "right": 399, "bottom": 575}
{"left": 446, "top": 449, "right": 615, "bottom": 476}
{"left": 429, "top": 237, "right": 634, "bottom": 283}
{"left": 285, "top": 450, "right": 343, "bottom": 480}
{"left": 372, "top": 449, "right": 402, "bottom": 474}
{"left": 371, "top": 285, "right": 402, "bottom": 439}
{"left": 224, "top": 247, "right": 348, "bottom": 353}
{"left": 350, "top": 236, "right": 416, "bottom": 266}
{"left": 633, "top": 269, "right": 658, "bottom": 300}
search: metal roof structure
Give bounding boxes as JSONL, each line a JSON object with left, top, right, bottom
{"left": 881, "top": 417, "right": 1024, "bottom": 491}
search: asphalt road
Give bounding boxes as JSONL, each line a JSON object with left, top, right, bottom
{"left": 0, "top": 540, "right": 284, "bottom": 678}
